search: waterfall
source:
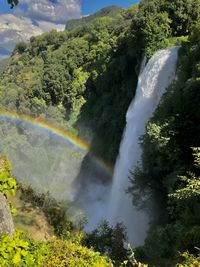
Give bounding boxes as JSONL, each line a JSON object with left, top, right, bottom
{"left": 107, "top": 47, "right": 179, "bottom": 246}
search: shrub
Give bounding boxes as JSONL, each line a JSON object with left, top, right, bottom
{"left": 0, "top": 230, "right": 49, "bottom": 267}
{"left": 0, "top": 156, "right": 16, "bottom": 197}
{"left": 42, "top": 238, "right": 113, "bottom": 267}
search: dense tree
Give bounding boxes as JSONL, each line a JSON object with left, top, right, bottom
{"left": 161, "top": 0, "right": 200, "bottom": 36}
{"left": 0, "top": 5, "right": 137, "bottom": 163}
{"left": 0, "top": 3, "right": 200, "bottom": 266}
{"left": 84, "top": 221, "right": 128, "bottom": 266}
{"left": 131, "top": 0, "right": 200, "bottom": 56}
{"left": 129, "top": 19, "right": 200, "bottom": 266}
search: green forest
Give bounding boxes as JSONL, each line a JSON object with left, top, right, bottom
{"left": 0, "top": 0, "right": 200, "bottom": 266}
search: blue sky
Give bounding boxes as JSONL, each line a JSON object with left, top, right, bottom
{"left": 81, "top": 0, "right": 139, "bottom": 15}
{"left": 1, "top": 0, "right": 139, "bottom": 15}
{"left": 0, "top": 2, "right": 12, "bottom": 14}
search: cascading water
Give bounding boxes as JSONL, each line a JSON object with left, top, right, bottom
{"left": 107, "top": 47, "right": 179, "bottom": 246}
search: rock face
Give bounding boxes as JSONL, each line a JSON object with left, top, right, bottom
{"left": 0, "top": 157, "right": 14, "bottom": 237}
{"left": 0, "top": 192, "right": 14, "bottom": 237}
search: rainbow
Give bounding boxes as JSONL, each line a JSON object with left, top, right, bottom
{"left": 0, "top": 109, "right": 113, "bottom": 175}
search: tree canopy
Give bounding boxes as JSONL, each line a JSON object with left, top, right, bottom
{"left": 0, "top": 1, "right": 200, "bottom": 266}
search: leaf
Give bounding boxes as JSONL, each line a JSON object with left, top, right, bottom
{"left": 12, "top": 252, "right": 21, "bottom": 264}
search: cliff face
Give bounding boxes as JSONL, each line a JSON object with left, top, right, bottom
{"left": 0, "top": 157, "right": 14, "bottom": 237}
{"left": 0, "top": 192, "right": 14, "bottom": 237}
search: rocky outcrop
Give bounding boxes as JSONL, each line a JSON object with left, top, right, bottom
{"left": 0, "top": 192, "right": 14, "bottom": 237}
{"left": 0, "top": 157, "right": 14, "bottom": 237}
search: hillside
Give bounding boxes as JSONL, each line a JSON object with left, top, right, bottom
{"left": 0, "top": 58, "right": 9, "bottom": 75}
{"left": 0, "top": 4, "right": 139, "bottom": 164}
{"left": 0, "top": 0, "right": 200, "bottom": 266}
{"left": 65, "top": 6, "right": 124, "bottom": 31}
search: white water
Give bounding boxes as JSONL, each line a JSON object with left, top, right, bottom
{"left": 107, "top": 47, "right": 179, "bottom": 246}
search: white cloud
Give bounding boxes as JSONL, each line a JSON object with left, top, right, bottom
{"left": 0, "top": 14, "right": 42, "bottom": 36}
{"left": 35, "top": 20, "right": 65, "bottom": 32}
{"left": 0, "top": 14, "right": 43, "bottom": 51}
{"left": 0, "top": 0, "right": 81, "bottom": 57}
{"left": 15, "top": 0, "right": 81, "bottom": 24}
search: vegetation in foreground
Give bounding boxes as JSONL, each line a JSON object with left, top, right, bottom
{"left": 0, "top": 157, "right": 150, "bottom": 266}
{"left": 0, "top": 157, "right": 199, "bottom": 266}
{"left": 0, "top": 157, "right": 112, "bottom": 266}
{"left": 0, "top": 0, "right": 199, "bottom": 266}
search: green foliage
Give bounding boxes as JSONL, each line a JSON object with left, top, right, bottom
{"left": 0, "top": 157, "right": 16, "bottom": 197}
{"left": 0, "top": 3, "right": 200, "bottom": 266}
{"left": 169, "top": 171, "right": 200, "bottom": 202}
{"left": 160, "top": 0, "right": 200, "bottom": 36}
{"left": 0, "top": 230, "right": 49, "bottom": 266}
{"left": 120, "top": 244, "right": 148, "bottom": 267}
{"left": 0, "top": 5, "right": 137, "bottom": 164}
{"left": 0, "top": 172, "right": 16, "bottom": 197}
{"left": 65, "top": 6, "right": 124, "bottom": 31}
{"left": 129, "top": 18, "right": 200, "bottom": 267}
{"left": 176, "top": 252, "right": 200, "bottom": 267}
{"left": 84, "top": 220, "right": 128, "bottom": 266}
{"left": 0, "top": 159, "right": 113, "bottom": 267}
{"left": 141, "top": 12, "right": 172, "bottom": 57}
{"left": 13, "top": 42, "right": 27, "bottom": 55}
{"left": 42, "top": 238, "right": 113, "bottom": 267}
{"left": 131, "top": 0, "right": 200, "bottom": 56}
{"left": 1, "top": 1, "right": 198, "bottom": 165}
{"left": 0, "top": 230, "right": 113, "bottom": 267}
